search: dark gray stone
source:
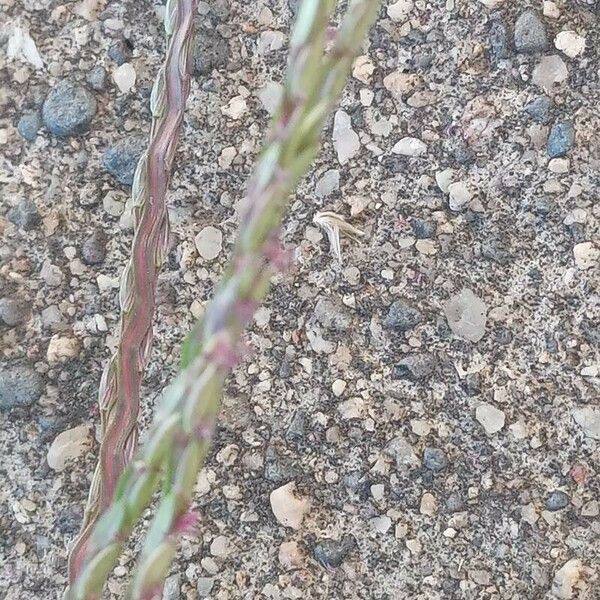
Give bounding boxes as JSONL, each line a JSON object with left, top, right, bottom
{"left": 108, "top": 40, "right": 130, "bottom": 66}
{"left": 0, "top": 297, "right": 29, "bottom": 327}
{"left": 193, "top": 28, "right": 229, "bottom": 76}
{"left": 545, "top": 490, "right": 570, "bottom": 511}
{"left": 103, "top": 134, "right": 146, "bottom": 185}
{"left": 81, "top": 229, "right": 108, "bottom": 265}
{"left": 423, "top": 447, "right": 448, "bottom": 471}
{"left": 412, "top": 218, "right": 436, "bottom": 239}
{"left": 526, "top": 96, "right": 552, "bottom": 124}
{"left": 463, "top": 372, "right": 481, "bottom": 396}
{"left": 384, "top": 300, "right": 423, "bottom": 331}
{"left": 514, "top": 11, "right": 548, "bottom": 54}
{"left": 17, "top": 112, "right": 42, "bottom": 142}
{"left": 567, "top": 222, "right": 586, "bottom": 244}
{"left": 394, "top": 354, "right": 435, "bottom": 381}
{"left": 286, "top": 410, "right": 305, "bottom": 444}
{"left": 7, "top": 199, "right": 40, "bottom": 231}
{"left": 547, "top": 121, "right": 575, "bottom": 158}
{"left": 489, "top": 20, "right": 510, "bottom": 61}
{"left": 0, "top": 365, "right": 43, "bottom": 411}
{"left": 445, "top": 492, "right": 464, "bottom": 513}
{"left": 42, "top": 80, "right": 97, "bottom": 137}
{"left": 86, "top": 65, "right": 107, "bottom": 91}
{"left": 312, "top": 535, "right": 355, "bottom": 568}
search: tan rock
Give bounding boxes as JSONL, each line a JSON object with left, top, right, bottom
{"left": 551, "top": 559, "right": 584, "bottom": 599}
{"left": 270, "top": 482, "right": 310, "bottom": 529}
{"left": 47, "top": 425, "right": 91, "bottom": 471}
{"left": 195, "top": 226, "right": 223, "bottom": 260}
{"left": 278, "top": 541, "right": 305, "bottom": 569}
{"left": 47, "top": 335, "right": 80, "bottom": 363}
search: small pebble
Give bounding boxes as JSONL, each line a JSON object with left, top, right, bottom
{"left": 476, "top": 402, "right": 506, "bottom": 435}
{"left": 394, "top": 353, "right": 435, "bottom": 381}
{"left": 86, "top": 65, "right": 107, "bottom": 91}
{"left": 81, "top": 229, "right": 108, "bottom": 265}
{"left": 195, "top": 226, "right": 223, "bottom": 260}
{"left": 270, "top": 482, "right": 310, "bottom": 529}
{"left": 488, "top": 20, "right": 509, "bottom": 61}
{"left": 532, "top": 55, "right": 568, "bottom": 91}
{"left": 412, "top": 218, "right": 435, "bottom": 239}
{"left": 46, "top": 425, "right": 91, "bottom": 471}
{"left": 572, "top": 406, "right": 600, "bottom": 440}
{"left": 525, "top": 96, "right": 552, "bottom": 124}
{"left": 392, "top": 136, "right": 427, "bottom": 156}
{"left": 315, "top": 169, "right": 340, "bottom": 198}
{"left": 420, "top": 493, "right": 438, "bottom": 516}
{"left": 445, "top": 493, "right": 464, "bottom": 513}
{"left": 17, "top": 112, "right": 41, "bottom": 141}
{"left": 221, "top": 95, "right": 247, "bottom": 120}
{"left": 108, "top": 40, "right": 131, "bottom": 65}
{"left": 514, "top": 11, "right": 548, "bottom": 54}
{"left": 278, "top": 541, "right": 304, "bottom": 570}
{"left": 423, "top": 447, "right": 448, "bottom": 471}
{"left": 210, "top": 535, "right": 231, "bottom": 558}
{"left": 0, "top": 297, "right": 29, "bottom": 327}
{"left": 387, "top": 0, "right": 414, "bottom": 22}
{"left": 447, "top": 181, "right": 473, "bottom": 211}
{"left": 384, "top": 300, "right": 422, "bottom": 331}
{"left": 7, "top": 199, "right": 41, "bottom": 231}
{"left": 551, "top": 559, "right": 584, "bottom": 599}
{"left": 573, "top": 242, "right": 598, "bottom": 270}
{"left": 332, "top": 379, "right": 347, "bottom": 397}
{"left": 547, "top": 121, "right": 575, "bottom": 158}
{"left": 112, "top": 62, "right": 136, "bottom": 93}
{"left": 312, "top": 535, "right": 355, "bottom": 568}
{"left": 554, "top": 31, "right": 586, "bottom": 58}
{"left": 543, "top": 1, "right": 560, "bottom": 18}
{"left": 42, "top": 80, "right": 97, "bottom": 137}
{"left": 162, "top": 574, "right": 180, "bottom": 600}
{"left": 444, "top": 288, "right": 487, "bottom": 342}
{"left": 0, "top": 365, "right": 43, "bottom": 411}
{"left": 333, "top": 110, "right": 360, "bottom": 164}
{"left": 47, "top": 335, "right": 80, "bottom": 363}
{"left": 197, "top": 577, "right": 214, "bottom": 597}
{"left": 103, "top": 134, "right": 146, "bottom": 185}
{"left": 545, "top": 490, "right": 570, "bottom": 511}
{"left": 257, "top": 81, "right": 283, "bottom": 116}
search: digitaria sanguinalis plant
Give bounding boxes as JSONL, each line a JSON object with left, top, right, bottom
{"left": 68, "top": 0, "right": 199, "bottom": 586}
{"left": 66, "top": 1, "right": 381, "bottom": 598}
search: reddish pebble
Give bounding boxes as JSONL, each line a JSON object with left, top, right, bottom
{"left": 570, "top": 463, "right": 586, "bottom": 485}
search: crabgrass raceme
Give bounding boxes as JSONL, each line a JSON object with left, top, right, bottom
{"left": 67, "top": 0, "right": 198, "bottom": 588}
{"left": 67, "top": 1, "right": 381, "bottom": 598}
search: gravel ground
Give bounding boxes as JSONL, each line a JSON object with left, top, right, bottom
{"left": 1, "top": 1, "right": 599, "bottom": 599}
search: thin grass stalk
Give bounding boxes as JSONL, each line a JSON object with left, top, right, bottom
{"left": 67, "top": 1, "right": 381, "bottom": 598}
{"left": 67, "top": 0, "right": 198, "bottom": 587}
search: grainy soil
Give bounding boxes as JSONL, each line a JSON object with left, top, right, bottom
{"left": 1, "top": 1, "right": 599, "bottom": 599}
